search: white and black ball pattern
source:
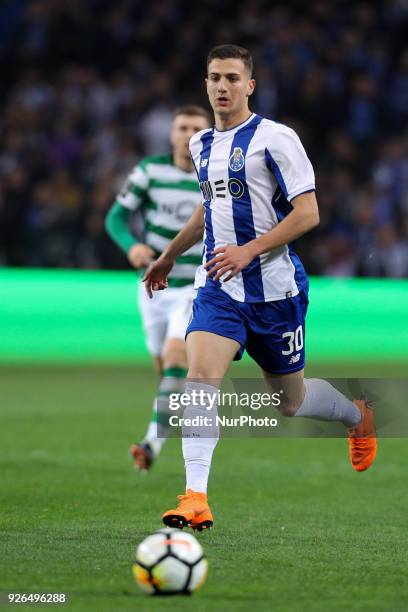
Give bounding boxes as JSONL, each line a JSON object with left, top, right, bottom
{"left": 133, "top": 528, "right": 208, "bottom": 595}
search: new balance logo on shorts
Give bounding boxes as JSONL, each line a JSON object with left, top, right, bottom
{"left": 288, "top": 353, "right": 301, "bottom": 364}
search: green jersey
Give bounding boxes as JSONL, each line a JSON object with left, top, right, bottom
{"left": 111, "top": 154, "right": 203, "bottom": 287}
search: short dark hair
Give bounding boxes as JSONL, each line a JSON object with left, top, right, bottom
{"left": 173, "top": 105, "right": 211, "bottom": 125}
{"left": 207, "top": 44, "right": 253, "bottom": 77}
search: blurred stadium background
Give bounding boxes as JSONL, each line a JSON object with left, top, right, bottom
{"left": 0, "top": 0, "right": 407, "bottom": 366}
{"left": 1, "top": 0, "right": 407, "bottom": 276}
{"left": 1, "top": 2, "right": 408, "bottom": 609}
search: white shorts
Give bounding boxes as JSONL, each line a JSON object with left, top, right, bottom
{"left": 138, "top": 283, "right": 196, "bottom": 356}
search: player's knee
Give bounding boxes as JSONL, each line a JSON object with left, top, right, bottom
{"left": 277, "top": 398, "right": 302, "bottom": 417}
{"left": 187, "top": 368, "right": 215, "bottom": 380}
{"left": 161, "top": 346, "right": 187, "bottom": 370}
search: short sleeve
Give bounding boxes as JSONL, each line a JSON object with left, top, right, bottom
{"left": 115, "top": 165, "right": 149, "bottom": 210}
{"left": 265, "top": 127, "right": 315, "bottom": 201}
{"left": 189, "top": 129, "right": 213, "bottom": 177}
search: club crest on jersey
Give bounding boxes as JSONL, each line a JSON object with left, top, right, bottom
{"left": 229, "top": 147, "right": 245, "bottom": 171}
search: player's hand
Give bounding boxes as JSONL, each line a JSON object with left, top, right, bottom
{"left": 204, "top": 244, "right": 254, "bottom": 282}
{"left": 127, "top": 244, "right": 155, "bottom": 269}
{"left": 143, "top": 255, "right": 174, "bottom": 298}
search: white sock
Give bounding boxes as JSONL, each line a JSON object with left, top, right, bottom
{"left": 182, "top": 381, "right": 219, "bottom": 494}
{"left": 295, "top": 378, "right": 361, "bottom": 427}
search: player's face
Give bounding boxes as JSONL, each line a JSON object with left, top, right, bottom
{"left": 170, "top": 114, "right": 210, "bottom": 158}
{"left": 206, "top": 58, "right": 255, "bottom": 118}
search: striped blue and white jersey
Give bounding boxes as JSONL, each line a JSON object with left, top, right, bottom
{"left": 189, "top": 113, "right": 315, "bottom": 303}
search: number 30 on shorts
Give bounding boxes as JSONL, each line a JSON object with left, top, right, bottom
{"left": 281, "top": 325, "right": 304, "bottom": 355}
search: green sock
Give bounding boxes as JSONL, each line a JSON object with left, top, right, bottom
{"left": 144, "top": 367, "right": 187, "bottom": 455}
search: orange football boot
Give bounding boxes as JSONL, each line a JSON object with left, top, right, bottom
{"left": 162, "top": 489, "right": 213, "bottom": 531}
{"left": 348, "top": 399, "right": 377, "bottom": 472}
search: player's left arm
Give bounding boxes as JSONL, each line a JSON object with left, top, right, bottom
{"left": 248, "top": 189, "right": 319, "bottom": 255}
{"left": 206, "top": 191, "right": 319, "bottom": 282}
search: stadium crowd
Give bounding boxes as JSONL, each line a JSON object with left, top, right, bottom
{"left": 0, "top": 0, "right": 407, "bottom": 276}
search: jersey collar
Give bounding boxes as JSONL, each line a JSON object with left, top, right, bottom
{"left": 214, "top": 113, "right": 256, "bottom": 133}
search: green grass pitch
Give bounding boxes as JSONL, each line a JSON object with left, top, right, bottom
{"left": 1, "top": 363, "right": 408, "bottom": 611}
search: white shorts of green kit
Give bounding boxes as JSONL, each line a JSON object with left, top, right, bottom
{"left": 138, "top": 283, "right": 196, "bottom": 356}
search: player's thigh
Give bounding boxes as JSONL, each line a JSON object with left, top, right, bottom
{"left": 186, "top": 331, "right": 240, "bottom": 382}
{"left": 162, "top": 287, "right": 194, "bottom": 368}
{"left": 138, "top": 283, "right": 168, "bottom": 357}
{"left": 262, "top": 368, "right": 305, "bottom": 416}
{"left": 185, "top": 286, "right": 247, "bottom": 382}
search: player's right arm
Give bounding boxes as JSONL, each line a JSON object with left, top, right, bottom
{"left": 105, "top": 203, "right": 154, "bottom": 268}
{"left": 143, "top": 203, "right": 205, "bottom": 298}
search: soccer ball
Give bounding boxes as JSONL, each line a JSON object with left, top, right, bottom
{"left": 133, "top": 528, "right": 208, "bottom": 595}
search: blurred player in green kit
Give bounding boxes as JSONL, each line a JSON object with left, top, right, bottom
{"left": 105, "top": 105, "right": 211, "bottom": 470}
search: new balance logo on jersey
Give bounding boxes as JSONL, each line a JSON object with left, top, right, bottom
{"left": 201, "top": 159, "right": 208, "bottom": 168}
{"left": 199, "top": 178, "right": 245, "bottom": 201}
{"left": 288, "top": 353, "right": 301, "bottom": 364}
